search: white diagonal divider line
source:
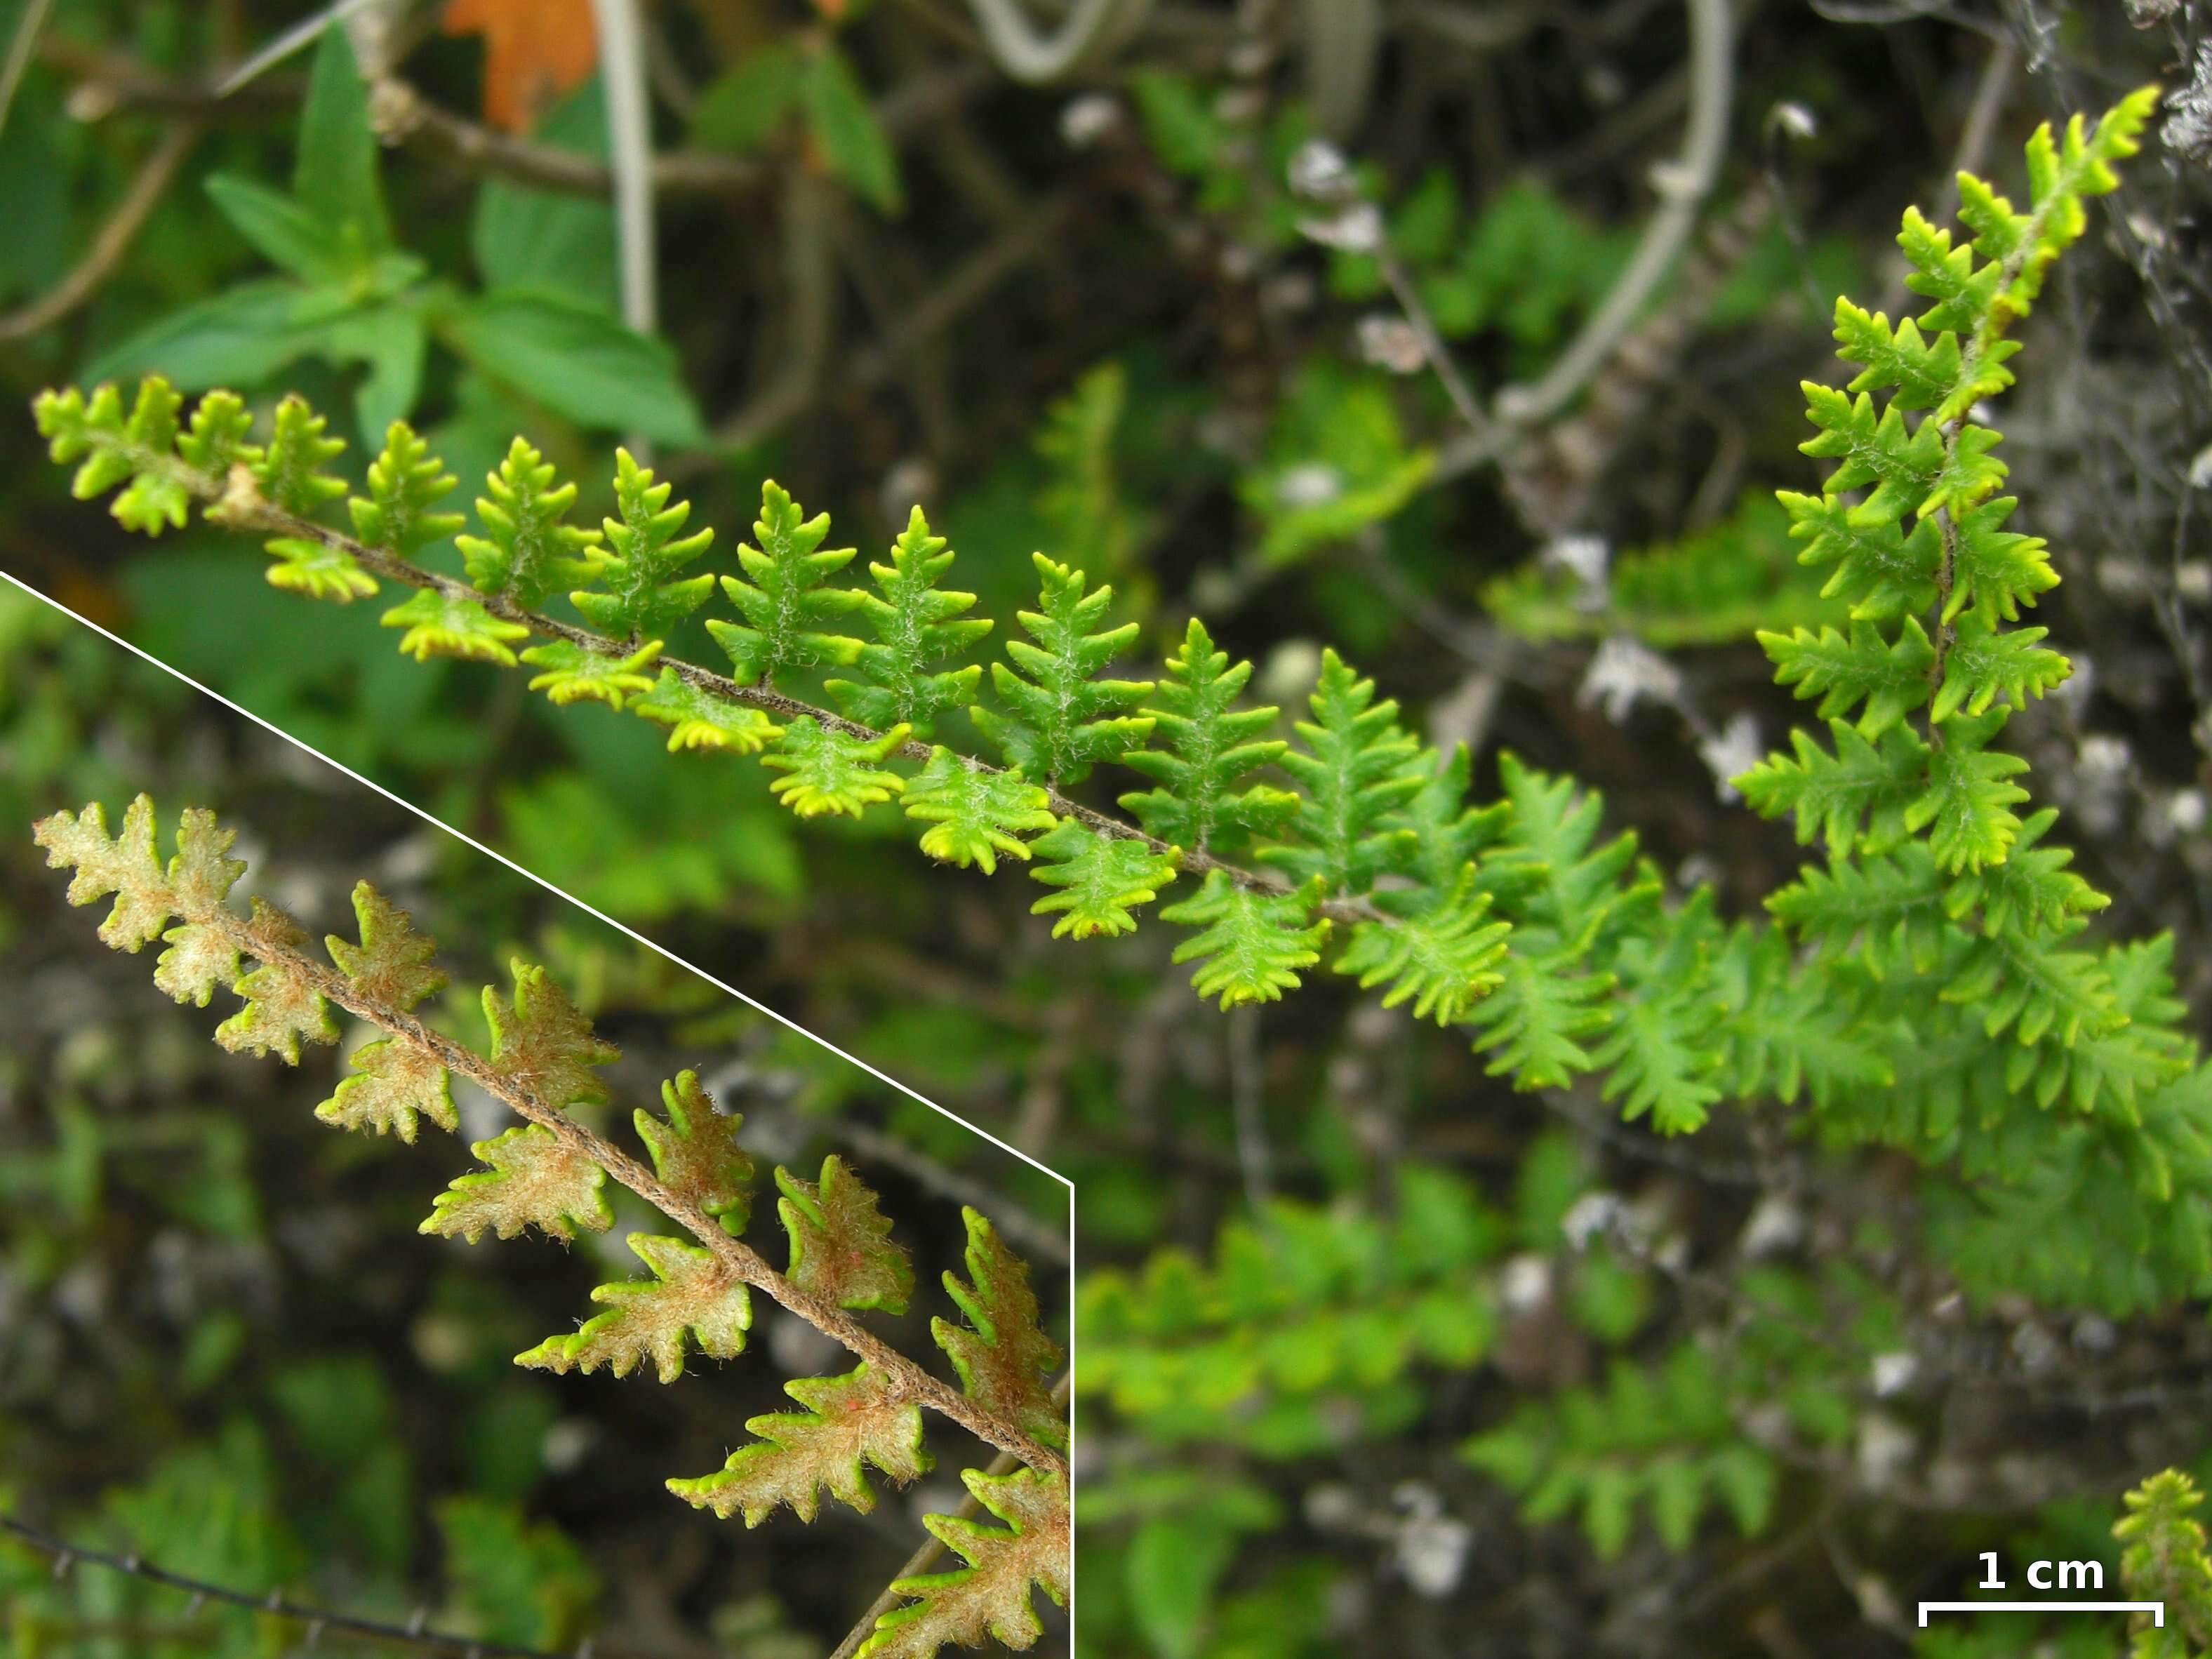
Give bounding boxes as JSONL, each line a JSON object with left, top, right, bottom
{"left": 1, "top": 571, "right": 1067, "bottom": 1191}
{"left": 1917, "top": 1603, "right": 2162, "bottom": 1627}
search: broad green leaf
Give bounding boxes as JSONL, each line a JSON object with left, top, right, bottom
{"left": 446, "top": 288, "right": 706, "bottom": 445}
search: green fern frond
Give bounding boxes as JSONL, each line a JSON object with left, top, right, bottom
{"left": 824, "top": 507, "right": 992, "bottom": 737}
{"left": 265, "top": 535, "right": 378, "bottom": 601}
{"left": 327, "top": 881, "right": 446, "bottom": 1009}
{"left": 759, "top": 718, "right": 911, "bottom": 819}
{"left": 1465, "top": 943, "right": 1615, "bottom": 1089}
{"left": 455, "top": 437, "right": 602, "bottom": 608}
{"left": 632, "top": 669, "right": 784, "bottom": 754}
{"left": 709, "top": 481, "right": 867, "bottom": 686}
{"left": 348, "top": 420, "right": 463, "bottom": 559}
{"left": 1735, "top": 719, "right": 1927, "bottom": 858}
{"left": 1906, "top": 709, "right": 2030, "bottom": 873}
{"left": 252, "top": 394, "right": 348, "bottom": 518}
{"left": 571, "top": 448, "right": 716, "bottom": 643}
{"left": 1260, "top": 650, "right": 1423, "bottom": 895}
{"left": 1777, "top": 488, "right": 1943, "bottom": 623}
{"left": 1118, "top": 618, "right": 1294, "bottom": 856}
{"left": 380, "top": 588, "right": 531, "bottom": 666}
{"left": 1335, "top": 865, "right": 1510, "bottom": 1025}
{"left": 520, "top": 639, "right": 664, "bottom": 710}
{"left": 971, "top": 554, "right": 1154, "bottom": 787}
{"left": 1758, "top": 619, "right": 1936, "bottom": 738}
{"left": 902, "top": 749, "right": 1057, "bottom": 874}
{"left": 1159, "top": 869, "right": 1329, "bottom": 1008}
{"left": 317, "top": 1037, "right": 456, "bottom": 1143}
{"left": 1025, "top": 820, "right": 1179, "bottom": 939}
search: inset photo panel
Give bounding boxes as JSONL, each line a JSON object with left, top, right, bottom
{"left": 0, "top": 582, "right": 1070, "bottom": 1658}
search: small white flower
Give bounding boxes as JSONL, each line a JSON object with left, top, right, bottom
{"left": 1288, "top": 138, "right": 1354, "bottom": 201}
{"left": 1357, "top": 314, "right": 1427, "bottom": 374}
{"left": 1059, "top": 93, "right": 1121, "bottom": 148}
{"left": 1579, "top": 637, "right": 1682, "bottom": 725}
{"left": 1297, "top": 201, "right": 1384, "bottom": 254}
{"left": 1561, "top": 1190, "right": 1625, "bottom": 1251}
{"left": 1275, "top": 462, "right": 1345, "bottom": 509}
{"left": 1870, "top": 1350, "right": 1918, "bottom": 1398}
{"left": 1698, "top": 712, "right": 1764, "bottom": 804}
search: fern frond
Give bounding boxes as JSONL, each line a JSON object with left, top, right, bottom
{"left": 483, "top": 959, "right": 620, "bottom": 1110}
{"left": 855, "top": 1469, "right": 1070, "bottom": 1659}
{"left": 1757, "top": 619, "right": 1936, "bottom": 738}
{"left": 349, "top": 420, "right": 463, "bottom": 560}
{"left": 934, "top": 1210, "right": 1065, "bottom": 1453}
{"left": 709, "top": 481, "right": 867, "bottom": 685}
{"left": 571, "top": 448, "right": 716, "bottom": 643}
{"left": 1159, "top": 869, "right": 1329, "bottom": 1008}
{"left": 902, "top": 749, "right": 1057, "bottom": 874}
{"left": 1735, "top": 719, "right": 1926, "bottom": 858}
{"left": 1905, "top": 709, "right": 2029, "bottom": 873}
{"left": 1260, "top": 650, "right": 1423, "bottom": 895}
{"left": 455, "top": 437, "right": 601, "bottom": 608}
{"left": 380, "top": 588, "right": 531, "bottom": 666}
{"left": 1025, "top": 819, "right": 1179, "bottom": 939}
{"left": 634, "top": 1071, "right": 754, "bottom": 1237}
{"left": 632, "top": 669, "right": 784, "bottom": 754}
{"left": 421, "top": 1124, "right": 613, "bottom": 1244}
{"left": 1465, "top": 942, "right": 1615, "bottom": 1088}
{"left": 1777, "top": 488, "right": 1943, "bottom": 623}
{"left": 1335, "top": 865, "right": 1510, "bottom": 1025}
{"left": 33, "top": 794, "right": 173, "bottom": 950}
{"left": 669, "top": 1364, "right": 931, "bottom": 1525}
{"left": 317, "top": 1037, "right": 456, "bottom": 1142}
{"left": 265, "top": 535, "right": 378, "bottom": 601}
{"left": 326, "top": 881, "right": 447, "bottom": 1009}
{"left": 520, "top": 639, "right": 664, "bottom": 710}
{"left": 1118, "top": 619, "right": 1294, "bottom": 856}
{"left": 824, "top": 507, "right": 992, "bottom": 737}
{"left": 971, "top": 554, "right": 1154, "bottom": 787}
{"left": 759, "top": 717, "right": 910, "bottom": 819}
{"left": 776, "top": 1156, "right": 914, "bottom": 1314}
{"left": 252, "top": 394, "right": 348, "bottom": 518}
{"left": 518, "top": 1233, "right": 752, "bottom": 1382}
{"left": 215, "top": 957, "right": 339, "bottom": 1063}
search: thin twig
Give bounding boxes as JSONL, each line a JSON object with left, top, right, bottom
{"left": 587, "top": 0, "right": 660, "bottom": 463}
{"left": 961, "top": 0, "right": 1155, "bottom": 81}
{"left": 1435, "top": 0, "right": 1737, "bottom": 481}
{"left": 0, "top": 121, "right": 202, "bottom": 342}
{"left": 0, "top": 1512, "right": 612, "bottom": 1659}
{"left": 0, "top": 0, "right": 55, "bottom": 141}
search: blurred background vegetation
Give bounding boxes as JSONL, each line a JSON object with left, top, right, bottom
{"left": 0, "top": 585, "right": 1070, "bottom": 1655}
{"left": 6, "top": 0, "right": 2212, "bottom": 1655}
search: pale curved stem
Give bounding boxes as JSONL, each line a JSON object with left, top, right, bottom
{"left": 1304, "top": 0, "right": 1382, "bottom": 139}
{"left": 589, "top": 0, "right": 660, "bottom": 458}
{"left": 1435, "top": 0, "right": 1735, "bottom": 479}
{"left": 961, "top": 0, "right": 1155, "bottom": 83}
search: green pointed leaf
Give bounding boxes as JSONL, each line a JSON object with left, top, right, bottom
{"left": 1025, "top": 819, "right": 1179, "bottom": 940}
{"left": 1159, "top": 869, "right": 1329, "bottom": 1008}
{"left": 903, "top": 750, "right": 1057, "bottom": 874}
{"left": 518, "top": 1233, "right": 751, "bottom": 1382}
{"left": 1933, "top": 610, "right": 2069, "bottom": 721}
{"left": 668, "top": 1364, "right": 930, "bottom": 1526}
{"left": 1757, "top": 618, "right": 1936, "bottom": 737}
{"left": 1260, "top": 649, "right": 1424, "bottom": 895}
{"left": 777, "top": 1155, "right": 914, "bottom": 1313}
{"left": 455, "top": 437, "right": 603, "bottom": 608}
{"left": 521, "top": 639, "right": 663, "bottom": 710}
{"left": 1735, "top": 719, "right": 1929, "bottom": 857}
{"left": 1335, "top": 865, "right": 1510, "bottom": 1025}
{"left": 823, "top": 507, "right": 991, "bottom": 738}
{"left": 709, "top": 481, "right": 867, "bottom": 685}
{"left": 380, "top": 588, "right": 531, "bottom": 666}
{"left": 805, "top": 44, "right": 902, "bottom": 213}
{"left": 1778, "top": 488, "right": 1941, "bottom": 623}
{"left": 348, "top": 420, "right": 463, "bottom": 559}
{"left": 760, "top": 718, "right": 910, "bottom": 819}
{"left": 421, "top": 1124, "right": 613, "bottom": 1244}
{"left": 1118, "top": 618, "right": 1294, "bottom": 857}
{"left": 1465, "top": 943, "right": 1615, "bottom": 1088}
{"left": 1907, "top": 710, "right": 2030, "bottom": 873}
{"left": 295, "top": 24, "right": 391, "bottom": 258}
{"left": 632, "top": 669, "right": 785, "bottom": 754}
{"left": 970, "top": 553, "right": 1154, "bottom": 787}
{"left": 570, "top": 448, "right": 715, "bottom": 641}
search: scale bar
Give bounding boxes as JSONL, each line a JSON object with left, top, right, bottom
{"left": 1918, "top": 1602, "right": 2162, "bottom": 1627}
